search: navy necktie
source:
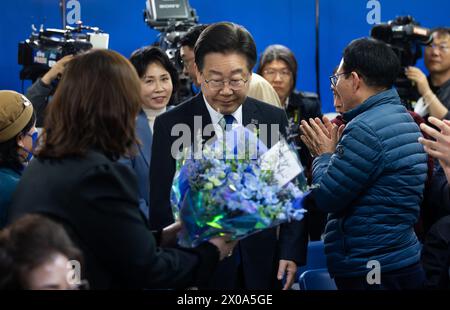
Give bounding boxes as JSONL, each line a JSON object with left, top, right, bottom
{"left": 221, "top": 114, "right": 235, "bottom": 131}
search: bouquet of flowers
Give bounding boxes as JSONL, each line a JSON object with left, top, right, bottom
{"left": 171, "top": 126, "right": 307, "bottom": 247}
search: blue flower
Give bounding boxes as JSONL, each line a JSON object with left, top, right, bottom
{"left": 171, "top": 125, "right": 308, "bottom": 247}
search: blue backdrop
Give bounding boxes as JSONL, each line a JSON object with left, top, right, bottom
{"left": 1, "top": 0, "right": 449, "bottom": 112}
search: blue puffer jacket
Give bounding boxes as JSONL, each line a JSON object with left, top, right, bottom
{"left": 312, "top": 88, "right": 427, "bottom": 278}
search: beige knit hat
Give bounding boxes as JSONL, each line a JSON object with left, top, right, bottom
{"left": 0, "top": 90, "right": 34, "bottom": 143}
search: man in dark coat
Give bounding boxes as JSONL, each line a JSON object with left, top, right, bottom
{"left": 149, "top": 22, "right": 306, "bottom": 289}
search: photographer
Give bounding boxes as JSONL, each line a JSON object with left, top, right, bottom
{"left": 406, "top": 28, "right": 450, "bottom": 119}
{"left": 179, "top": 24, "right": 208, "bottom": 89}
{"left": 25, "top": 55, "right": 73, "bottom": 127}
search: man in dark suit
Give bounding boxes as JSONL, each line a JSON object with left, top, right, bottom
{"left": 149, "top": 22, "right": 306, "bottom": 289}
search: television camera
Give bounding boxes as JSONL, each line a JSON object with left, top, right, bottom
{"left": 144, "top": 0, "right": 200, "bottom": 102}
{"left": 371, "top": 16, "right": 433, "bottom": 108}
{"left": 18, "top": 21, "right": 108, "bottom": 82}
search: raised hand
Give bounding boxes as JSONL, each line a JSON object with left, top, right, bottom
{"left": 300, "top": 117, "right": 344, "bottom": 157}
{"left": 41, "top": 55, "right": 74, "bottom": 86}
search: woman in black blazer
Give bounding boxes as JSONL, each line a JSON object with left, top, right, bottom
{"left": 7, "top": 49, "right": 234, "bottom": 289}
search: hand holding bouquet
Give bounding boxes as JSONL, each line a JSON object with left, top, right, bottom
{"left": 171, "top": 126, "right": 307, "bottom": 247}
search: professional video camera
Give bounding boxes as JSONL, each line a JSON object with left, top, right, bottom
{"left": 371, "top": 16, "right": 433, "bottom": 108}
{"left": 144, "top": 0, "right": 199, "bottom": 103}
{"left": 18, "top": 22, "right": 108, "bottom": 82}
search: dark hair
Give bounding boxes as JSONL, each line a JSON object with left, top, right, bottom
{"left": 179, "top": 24, "right": 209, "bottom": 49}
{"left": 194, "top": 22, "right": 257, "bottom": 72}
{"left": 342, "top": 37, "right": 400, "bottom": 89}
{"left": 38, "top": 49, "right": 142, "bottom": 160}
{"left": 0, "top": 112, "right": 36, "bottom": 172}
{"left": 129, "top": 46, "right": 179, "bottom": 96}
{"left": 256, "top": 44, "right": 298, "bottom": 92}
{"left": 0, "top": 214, "right": 83, "bottom": 289}
{"left": 431, "top": 27, "right": 450, "bottom": 38}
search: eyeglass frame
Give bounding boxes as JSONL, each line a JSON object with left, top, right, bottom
{"left": 203, "top": 77, "right": 249, "bottom": 91}
{"left": 262, "top": 68, "right": 292, "bottom": 79}
{"left": 426, "top": 43, "right": 450, "bottom": 53}
{"left": 329, "top": 72, "right": 349, "bottom": 87}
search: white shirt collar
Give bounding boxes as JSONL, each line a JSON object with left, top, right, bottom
{"left": 203, "top": 94, "right": 243, "bottom": 126}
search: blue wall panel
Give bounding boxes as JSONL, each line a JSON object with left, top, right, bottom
{"left": 1, "top": 0, "right": 449, "bottom": 112}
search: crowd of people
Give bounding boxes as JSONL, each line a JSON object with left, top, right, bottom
{"left": 0, "top": 21, "right": 449, "bottom": 290}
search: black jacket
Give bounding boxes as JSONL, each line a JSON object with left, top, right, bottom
{"left": 286, "top": 91, "right": 325, "bottom": 241}
{"left": 422, "top": 164, "right": 450, "bottom": 232}
{"left": 8, "top": 150, "right": 219, "bottom": 289}
{"left": 285, "top": 90, "right": 322, "bottom": 168}
{"left": 25, "top": 78, "right": 53, "bottom": 127}
{"left": 286, "top": 90, "right": 322, "bottom": 122}
{"left": 149, "top": 93, "right": 307, "bottom": 288}
{"left": 429, "top": 77, "right": 450, "bottom": 120}
{"left": 422, "top": 215, "right": 450, "bottom": 289}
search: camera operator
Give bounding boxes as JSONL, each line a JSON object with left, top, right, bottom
{"left": 25, "top": 55, "right": 73, "bottom": 127}
{"left": 405, "top": 28, "right": 450, "bottom": 119}
{"left": 179, "top": 24, "right": 208, "bottom": 90}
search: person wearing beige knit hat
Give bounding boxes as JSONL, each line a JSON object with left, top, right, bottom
{"left": 0, "top": 90, "right": 36, "bottom": 228}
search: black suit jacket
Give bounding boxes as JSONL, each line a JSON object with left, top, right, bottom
{"left": 8, "top": 150, "right": 219, "bottom": 289}
{"left": 287, "top": 91, "right": 327, "bottom": 241}
{"left": 287, "top": 90, "right": 322, "bottom": 119}
{"left": 286, "top": 90, "right": 322, "bottom": 168}
{"left": 149, "top": 94, "right": 307, "bottom": 288}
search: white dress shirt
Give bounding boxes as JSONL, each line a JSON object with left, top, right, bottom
{"left": 203, "top": 94, "right": 243, "bottom": 139}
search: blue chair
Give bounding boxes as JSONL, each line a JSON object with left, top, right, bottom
{"left": 296, "top": 240, "right": 327, "bottom": 280}
{"left": 298, "top": 268, "right": 337, "bottom": 290}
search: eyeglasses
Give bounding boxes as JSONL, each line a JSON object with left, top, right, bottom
{"left": 426, "top": 43, "right": 450, "bottom": 53}
{"left": 262, "top": 69, "right": 292, "bottom": 79}
{"left": 203, "top": 78, "right": 249, "bottom": 91}
{"left": 329, "top": 72, "right": 348, "bottom": 87}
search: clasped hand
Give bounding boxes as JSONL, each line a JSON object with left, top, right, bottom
{"left": 300, "top": 116, "right": 345, "bottom": 157}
